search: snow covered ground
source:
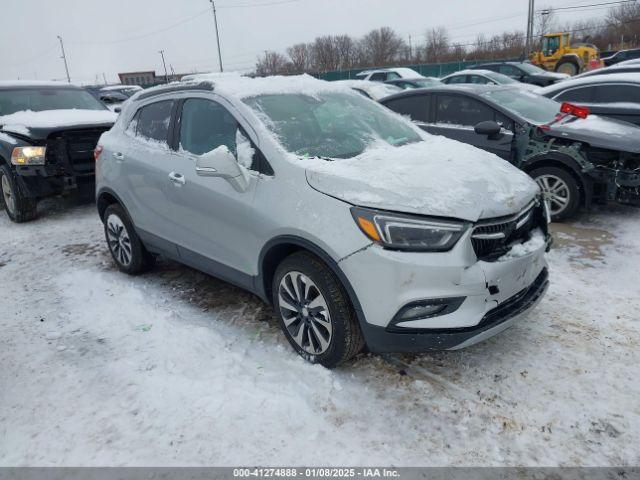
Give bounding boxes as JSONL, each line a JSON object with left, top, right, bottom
{"left": 0, "top": 198, "right": 639, "bottom": 466}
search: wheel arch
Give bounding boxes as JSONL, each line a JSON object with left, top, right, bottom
{"left": 257, "top": 236, "right": 366, "bottom": 326}
{"left": 97, "top": 187, "right": 132, "bottom": 221}
{"left": 522, "top": 152, "right": 592, "bottom": 206}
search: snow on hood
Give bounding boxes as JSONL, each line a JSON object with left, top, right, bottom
{"left": 304, "top": 136, "right": 539, "bottom": 222}
{"left": 0, "top": 109, "right": 117, "bottom": 136}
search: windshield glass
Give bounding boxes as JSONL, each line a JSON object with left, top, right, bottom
{"left": 485, "top": 72, "right": 518, "bottom": 84}
{"left": 518, "top": 63, "right": 546, "bottom": 74}
{"left": 481, "top": 89, "right": 560, "bottom": 124}
{"left": 0, "top": 88, "right": 107, "bottom": 116}
{"left": 244, "top": 91, "right": 422, "bottom": 159}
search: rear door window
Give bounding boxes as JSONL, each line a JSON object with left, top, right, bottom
{"left": 555, "top": 86, "right": 595, "bottom": 103}
{"left": 383, "top": 94, "right": 430, "bottom": 122}
{"left": 435, "top": 94, "right": 494, "bottom": 126}
{"left": 593, "top": 84, "right": 640, "bottom": 104}
{"left": 469, "top": 75, "right": 490, "bottom": 84}
{"left": 369, "top": 72, "right": 386, "bottom": 82}
{"left": 134, "top": 100, "right": 174, "bottom": 143}
{"left": 446, "top": 75, "right": 468, "bottom": 84}
{"left": 498, "top": 65, "right": 521, "bottom": 78}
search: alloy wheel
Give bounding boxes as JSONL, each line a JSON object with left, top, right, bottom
{"left": 106, "top": 214, "right": 133, "bottom": 266}
{"left": 278, "top": 271, "right": 332, "bottom": 355}
{"left": 536, "top": 174, "right": 570, "bottom": 216}
{"left": 1, "top": 174, "right": 15, "bottom": 215}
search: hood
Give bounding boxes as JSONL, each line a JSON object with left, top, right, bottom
{"left": 304, "top": 137, "right": 539, "bottom": 222}
{"left": 548, "top": 115, "right": 640, "bottom": 154}
{"left": 0, "top": 109, "right": 117, "bottom": 140}
{"left": 536, "top": 71, "right": 570, "bottom": 81}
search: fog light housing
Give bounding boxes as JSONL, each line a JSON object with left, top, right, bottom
{"left": 387, "top": 297, "right": 466, "bottom": 332}
{"left": 399, "top": 303, "right": 447, "bottom": 321}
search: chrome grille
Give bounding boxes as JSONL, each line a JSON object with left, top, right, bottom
{"left": 471, "top": 201, "right": 540, "bottom": 261}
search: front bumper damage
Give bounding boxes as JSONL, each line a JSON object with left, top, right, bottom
{"left": 339, "top": 202, "right": 551, "bottom": 353}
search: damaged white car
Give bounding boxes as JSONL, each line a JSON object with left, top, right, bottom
{"left": 96, "top": 75, "right": 551, "bottom": 367}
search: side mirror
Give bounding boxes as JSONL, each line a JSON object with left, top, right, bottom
{"left": 474, "top": 120, "right": 502, "bottom": 140}
{"left": 195, "top": 145, "right": 249, "bottom": 192}
{"left": 114, "top": 107, "right": 122, "bottom": 114}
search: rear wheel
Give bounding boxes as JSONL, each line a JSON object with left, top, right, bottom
{"left": 103, "top": 204, "right": 154, "bottom": 274}
{"left": 530, "top": 166, "right": 581, "bottom": 221}
{"left": 0, "top": 163, "right": 37, "bottom": 223}
{"left": 273, "top": 251, "right": 364, "bottom": 368}
{"left": 555, "top": 60, "right": 579, "bottom": 76}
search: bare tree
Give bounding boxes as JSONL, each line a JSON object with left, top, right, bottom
{"left": 360, "top": 27, "right": 406, "bottom": 66}
{"left": 255, "top": 51, "right": 289, "bottom": 77}
{"left": 313, "top": 36, "right": 341, "bottom": 72}
{"left": 424, "top": 27, "right": 449, "bottom": 63}
{"left": 287, "top": 43, "right": 314, "bottom": 73}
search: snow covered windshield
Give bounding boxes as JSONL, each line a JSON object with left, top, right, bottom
{"left": 0, "top": 88, "right": 107, "bottom": 116}
{"left": 481, "top": 89, "right": 560, "bottom": 124}
{"left": 244, "top": 92, "right": 422, "bottom": 159}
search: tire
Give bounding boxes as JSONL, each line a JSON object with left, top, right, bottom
{"left": 0, "top": 163, "right": 37, "bottom": 223}
{"left": 529, "top": 166, "right": 581, "bottom": 222}
{"left": 555, "top": 60, "right": 579, "bottom": 76}
{"left": 272, "top": 251, "right": 364, "bottom": 368}
{"left": 103, "top": 203, "right": 154, "bottom": 274}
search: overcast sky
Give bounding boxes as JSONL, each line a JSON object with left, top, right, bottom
{"left": 1, "top": 0, "right": 599, "bottom": 84}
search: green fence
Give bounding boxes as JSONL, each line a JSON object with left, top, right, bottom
{"left": 317, "top": 59, "right": 518, "bottom": 81}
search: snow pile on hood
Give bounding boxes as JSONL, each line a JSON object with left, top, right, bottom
{"left": 0, "top": 109, "right": 117, "bottom": 135}
{"left": 305, "top": 136, "right": 539, "bottom": 221}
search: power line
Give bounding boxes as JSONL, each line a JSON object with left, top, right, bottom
{"left": 68, "top": 8, "right": 210, "bottom": 45}
{"left": 538, "top": 0, "right": 636, "bottom": 11}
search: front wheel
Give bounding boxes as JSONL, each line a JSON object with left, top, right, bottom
{"left": 273, "top": 251, "right": 364, "bottom": 368}
{"left": 555, "top": 60, "right": 579, "bottom": 76}
{"left": 529, "top": 166, "right": 581, "bottom": 221}
{"left": 0, "top": 164, "right": 37, "bottom": 223}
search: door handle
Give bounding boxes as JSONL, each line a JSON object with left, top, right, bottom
{"left": 112, "top": 152, "right": 124, "bottom": 161}
{"left": 168, "top": 171, "right": 185, "bottom": 186}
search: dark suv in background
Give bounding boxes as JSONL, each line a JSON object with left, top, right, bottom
{"left": 470, "top": 62, "right": 569, "bottom": 87}
{"left": 0, "top": 81, "right": 116, "bottom": 222}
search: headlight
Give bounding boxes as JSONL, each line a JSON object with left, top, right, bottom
{"left": 11, "top": 146, "right": 46, "bottom": 166}
{"left": 351, "top": 207, "right": 468, "bottom": 252}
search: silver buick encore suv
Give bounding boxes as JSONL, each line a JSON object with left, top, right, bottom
{"left": 95, "top": 74, "right": 551, "bottom": 368}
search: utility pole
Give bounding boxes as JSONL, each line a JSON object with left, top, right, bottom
{"left": 158, "top": 50, "right": 169, "bottom": 83}
{"left": 408, "top": 35, "right": 413, "bottom": 60}
{"left": 525, "top": 0, "right": 535, "bottom": 58}
{"left": 57, "top": 35, "right": 71, "bottom": 83}
{"left": 209, "top": 0, "right": 224, "bottom": 72}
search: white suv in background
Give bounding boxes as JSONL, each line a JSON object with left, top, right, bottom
{"left": 95, "top": 75, "right": 550, "bottom": 367}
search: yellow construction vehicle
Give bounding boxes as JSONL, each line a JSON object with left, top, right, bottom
{"left": 530, "top": 32, "right": 603, "bottom": 75}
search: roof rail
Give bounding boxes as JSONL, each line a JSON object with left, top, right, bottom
{"left": 136, "top": 81, "right": 214, "bottom": 101}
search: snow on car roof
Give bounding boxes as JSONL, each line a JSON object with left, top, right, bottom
{"left": 101, "top": 85, "right": 143, "bottom": 91}
{"left": 0, "top": 80, "right": 79, "bottom": 89}
{"left": 356, "top": 67, "right": 421, "bottom": 76}
{"left": 332, "top": 80, "right": 401, "bottom": 100}
{"left": 538, "top": 72, "right": 640, "bottom": 94}
{"left": 445, "top": 69, "right": 493, "bottom": 76}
